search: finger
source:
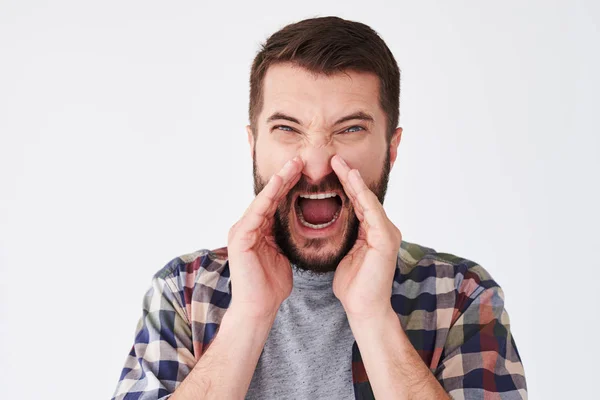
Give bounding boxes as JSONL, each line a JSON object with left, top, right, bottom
{"left": 242, "top": 173, "right": 284, "bottom": 221}
{"left": 264, "top": 170, "right": 302, "bottom": 217}
{"left": 261, "top": 156, "right": 304, "bottom": 218}
{"left": 331, "top": 155, "right": 364, "bottom": 219}
{"left": 347, "top": 168, "right": 388, "bottom": 230}
{"left": 273, "top": 156, "right": 304, "bottom": 202}
{"left": 233, "top": 158, "right": 303, "bottom": 250}
{"left": 235, "top": 210, "right": 271, "bottom": 243}
{"left": 244, "top": 156, "right": 303, "bottom": 220}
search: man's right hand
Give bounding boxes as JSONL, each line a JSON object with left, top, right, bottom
{"left": 171, "top": 157, "right": 304, "bottom": 400}
{"left": 226, "top": 156, "right": 304, "bottom": 320}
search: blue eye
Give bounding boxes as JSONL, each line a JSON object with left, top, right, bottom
{"left": 343, "top": 126, "right": 365, "bottom": 133}
{"left": 274, "top": 125, "right": 294, "bottom": 132}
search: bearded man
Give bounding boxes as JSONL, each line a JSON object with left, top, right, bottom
{"left": 112, "top": 16, "right": 527, "bottom": 400}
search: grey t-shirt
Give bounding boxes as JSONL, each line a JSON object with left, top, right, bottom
{"left": 246, "top": 266, "right": 356, "bottom": 400}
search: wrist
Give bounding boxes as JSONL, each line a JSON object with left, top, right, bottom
{"left": 344, "top": 302, "right": 396, "bottom": 325}
{"left": 346, "top": 304, "right": 399, "bottom": 338}
{"left": 181, "top": 303, "right": 278, "bottom": 399}
{"left": 224, "top": 304, "right": 279, "bottom": 330}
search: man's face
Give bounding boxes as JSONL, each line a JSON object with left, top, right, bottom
{"left": 249, "top": 63, "right": 401, "bottom": 273}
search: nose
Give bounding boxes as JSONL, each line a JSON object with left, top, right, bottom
{"left": 300, "top": 137, "right": 335, "bottom": 184}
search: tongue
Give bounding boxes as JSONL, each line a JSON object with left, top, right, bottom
{"left": 298, "top": 197, "right": 339, "bottom": 225}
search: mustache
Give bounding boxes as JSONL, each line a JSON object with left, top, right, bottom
{"left": 284, "top": 171, "right": 346, "bottom": 204}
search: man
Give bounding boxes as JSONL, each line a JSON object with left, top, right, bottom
{"left": 112, "top": 16, "right": 527, "bottom": 400}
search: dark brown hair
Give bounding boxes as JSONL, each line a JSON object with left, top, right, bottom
{"left": 248, "top": 16, "right": 401, "bottom": 142}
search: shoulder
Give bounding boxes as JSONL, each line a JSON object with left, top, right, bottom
{"left": 153, "top": 246, "right": 229, "bottom": 283}
{"left": 150, "top": 246, "right": 231, "bottom": 312}
{"left": 394, "top": 240, "right": 500, "bottom": 305}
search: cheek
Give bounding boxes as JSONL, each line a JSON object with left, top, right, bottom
{"left": 255, "top": 139, "right": 298, "bottom": 177}
{"left": 336, "top": 145, "right": 386, "bottom": 181}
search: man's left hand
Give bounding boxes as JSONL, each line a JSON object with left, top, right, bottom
{"left": 331, "top": 154, "right": 402, "bottom": 320}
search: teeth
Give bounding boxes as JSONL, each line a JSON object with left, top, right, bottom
{"left": 297, "top": 208, "right": 341, "bottom": 229}
{"left": 299, "top": 192, "right": 337, "bottom": 200}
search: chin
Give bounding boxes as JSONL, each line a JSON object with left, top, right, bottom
{"left": 273, "top": 204, "right": 359, "bottom": 274}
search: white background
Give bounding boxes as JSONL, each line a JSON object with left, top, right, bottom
{"left": 1, "top": 1, "right": 598, "bottom": 398}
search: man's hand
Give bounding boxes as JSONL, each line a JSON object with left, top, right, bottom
{"left": 227, "top": 156, "right": 304, "bottom": 320}
{"left": 172, "top": 157, "right": 304, "bottom": 400}
{"left": 330, "top": 155, "right": 451, "bottom": 400}
{"left": 330, "top": 154, "right": 402, "bottom": 319}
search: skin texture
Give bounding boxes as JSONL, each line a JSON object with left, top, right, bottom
{"left": 248, "top": 62, "right": 402, "bottom": 273}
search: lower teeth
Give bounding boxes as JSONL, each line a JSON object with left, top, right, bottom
{"left": 297, "top": 208, "right": 340, "bottom": 229}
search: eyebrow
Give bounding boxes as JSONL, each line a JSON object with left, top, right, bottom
{"left": 266, "top": 111, "right": 375, "bottom": 126}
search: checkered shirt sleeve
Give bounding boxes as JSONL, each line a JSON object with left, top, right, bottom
{"left": 111, "top": 268, "right": 196, "bottom": 400}
{"left": 435, "top": 266, "right": 527, "bottom": 399}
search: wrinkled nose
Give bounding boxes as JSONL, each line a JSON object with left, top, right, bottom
{"left": 300, "top": 138, "right": 335, "bottom": 184}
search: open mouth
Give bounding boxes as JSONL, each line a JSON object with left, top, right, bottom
{"left": 294, "top": 192, "right": 343, "bottom": 230}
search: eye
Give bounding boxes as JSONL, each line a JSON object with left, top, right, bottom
{"left": 342, "top": 126, "right": 366, "bottom": 134}
{"left": 273, "top": 125, "right": 295, "bottom": 133}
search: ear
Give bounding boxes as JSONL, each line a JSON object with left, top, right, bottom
{"left": 246, "top": 125, "right": 255, "bottom": 160}
{"left": 389, "top": 127, "right": 403, "bottom": 170}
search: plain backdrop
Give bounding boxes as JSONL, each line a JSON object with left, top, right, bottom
{"left": 1, "top": 1, "right": 598, "bottom": 399}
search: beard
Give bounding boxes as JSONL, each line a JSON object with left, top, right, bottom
{"left": 253, "top": 150, "right": 391, "bottom": 274}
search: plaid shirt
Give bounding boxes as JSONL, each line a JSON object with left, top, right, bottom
{"left": 112, "top": 240, "right": 527, "bottom": 399}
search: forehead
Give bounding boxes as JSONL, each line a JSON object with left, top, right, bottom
{"left": 260, "top": 62, "right": 383, "bottom": 124}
